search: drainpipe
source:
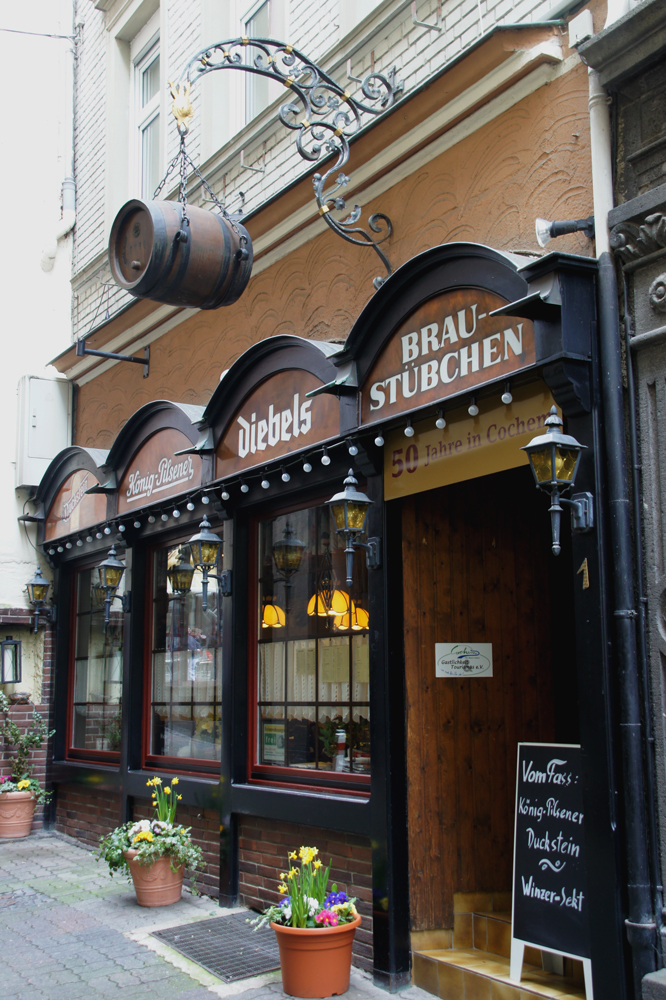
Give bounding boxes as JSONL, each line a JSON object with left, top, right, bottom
{"left": 588, "top": 61, "right": 658, "bottom": 995}
{"left": 41, "top": 9, "right": 77, "bottom": 272}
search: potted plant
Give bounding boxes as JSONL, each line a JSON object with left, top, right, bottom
{"left": 253, "top": 846, "right": 361, "bottom": 998}
{"left": 97, "top": 776, "right": 204, "bottom": 907}
{"left": 0, "top": 691, "right": 54, "bottom": 839}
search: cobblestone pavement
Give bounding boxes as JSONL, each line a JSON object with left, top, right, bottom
{"left": 0, "top": 833, "right": 430, "bottom": 1000}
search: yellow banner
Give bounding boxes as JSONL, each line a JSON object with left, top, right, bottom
{"left": 384, "top": 382, "right": 557, "bottom": 500}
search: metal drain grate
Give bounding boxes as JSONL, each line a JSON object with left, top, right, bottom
{"left": 152, "top": 911, "right": 281, "bottom": 982}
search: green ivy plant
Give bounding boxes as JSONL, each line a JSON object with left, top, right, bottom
{"left": 0, "top": 691, "right": 54, "bottom": 802}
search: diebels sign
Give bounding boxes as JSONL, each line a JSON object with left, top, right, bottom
{"left": 118, "top": 428, "right": 202, "bottom": 513}
{"left": 216, "top": 370, "right": 339, "bottom": 478}
{"left": 361, "top": 288, "right": 535, "bottom": 424}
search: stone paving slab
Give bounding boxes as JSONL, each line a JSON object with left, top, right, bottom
{"left": 0, "top": 832, "right": 432, "bottom": 1000}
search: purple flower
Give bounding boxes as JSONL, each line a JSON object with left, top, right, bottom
{"left": 324, "top": 891, "right": 349, "bottom": 907}
{"left": 0, "top": 777, "right": 7, "bottom": 784}
{"left": 279, "top": 896, "right": 291, "bottom": 908}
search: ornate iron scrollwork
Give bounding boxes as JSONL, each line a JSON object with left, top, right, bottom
{"left": 172, "top": 38, "right": 397, "bottom": 287}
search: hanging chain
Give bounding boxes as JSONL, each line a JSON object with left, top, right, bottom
{"left": 152, "top": 130, "right": 246, "bottom": 247}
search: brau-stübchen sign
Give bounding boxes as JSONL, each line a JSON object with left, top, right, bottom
{"left": 361, "top": 288, "right": 535, "bottom": 424}
{"left": 511, "top": 743, "right": 590, "bottom": 964}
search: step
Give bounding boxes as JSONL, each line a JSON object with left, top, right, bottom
{"left": 412, "top": 948, "right": 586, "bottom": 1000}
{"left": 472, "top": 911, "right": 513, "bottom": 959}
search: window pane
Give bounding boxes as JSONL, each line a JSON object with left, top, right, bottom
{"left": 71, "top": 567, "right": 123, "bottom": 753}
{"left": 150, "top": 540, "right": 223, "bottom": 762}
{"left": 141, "top": 54, "right": 160, "bottom": 107}
{"left": 256, "top": 503, "right": 370, "bottom": 776}
{"left": 245, "top": 2, "right": 270, "bottom": 122}
{"left": 141, "top": 115, "right": 160, "bottom": 199}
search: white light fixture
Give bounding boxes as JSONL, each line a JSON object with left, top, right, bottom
{"left": 173, "top": 509, "right": 181, "bottom": 518}
{"left": 103, "top": 526, "right": 111, "bottom": 535}
{"left": 404, "top": 419, "right": 415, "bottom": 438}
{"left": 221, "top": 487, "right": 230, "bottom": 500}
{"left": 303, "top": 457, "right": 312, "bottom": 473}
{"left": 118, "top": 524, "right": 126, "bottom": 532}
{"left": 186, "top": 501, "right": 195, "bottom": 511}
{"left": 148, "top": 515, "right": 156, "bottom": 524}
{"left": 261, "top": 476, "right": 270, "bottom": 489}
{"left": 161, "top": 513, "right": 169, "bottom": 522}
{"left": 321, "top": 447, "right": 331, "bottom": 466}
{"left": 535, "top": 215, "right": 595, "bottom": 249}
{"left": 436, "top": 409, "right": 446, "bottom": 430}
{"left": 468, "top": 397, "right": 479, "bottom": 417}
{"left": 374, "top": 430, "right": 384, "bottom": 447}
{"left": 281, "top": 467, "right": 291, "bottom": 483}
{"left": 76, "top": 539, "right": 83, "bottom": 547}
{"left": 347, "top": 439, "right": 359, "bottom": 457}
{"left": 86, "top": 535, "right": 93, "bottom": 543}
{"left": 240, "top": 479, "right": 249, "bottom": 493}
{"left": 501, "top": 382, "right": 513, "bottom": 405}
{"left": 201, "top": 494, "right": 210, "bottom": 504}
{"left": 133, "top": 520, "right": 141, "bottom": 529}
{"left": 65, "top": 542, "right": 72, "bottom": 549}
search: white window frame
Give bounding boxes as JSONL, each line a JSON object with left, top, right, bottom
{"left": 243, "top": 0, "right": 272, "bottom": 125}
{"left": 130, "top": 12, "right": 161, "bottom": 200}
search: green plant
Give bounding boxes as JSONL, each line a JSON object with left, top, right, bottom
{"left": 96, "top": 775, "right": 204, "bottom": 883}
{"left": 0, "top": 691, "right": 54, "bottom": 801}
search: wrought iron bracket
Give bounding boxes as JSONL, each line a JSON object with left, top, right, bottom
{"left": 353, "top": 536, "right": 382, "bottom": 570}
{"left": 563, "top": 492, "right": 594, "bottom": 533}
{"left": 171, "top": 37, "right": 399, "bottom": 286}
{"left": 76, "top": 341, "right": 150, "bottom": 378}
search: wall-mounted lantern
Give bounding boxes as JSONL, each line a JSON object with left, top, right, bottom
{"left": 0, "top": 637, "right": 21, "bottom": 683}
{"left": 26, "top": 566, "right": 56, "bottom": 633}
{"left": 166, "top": 547, "right": 195, "bottom": 597}
{"left": 188, "top": 516, "right": 227, "bottom": 611}
{"left": 96, "top": 545, "right": 127, "bottom": 629}
{"left": 326, "top": 470, "right": 381, "bottom": 587}
{"left": 521, "top": 406, "right": 594, "bottom": 555}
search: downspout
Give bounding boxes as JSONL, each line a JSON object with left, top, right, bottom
{"left": 587, "top": 55, "right": 658, "bottom": 997}
{"left": 41, "top": 10, "right": 77, "bottom": 272}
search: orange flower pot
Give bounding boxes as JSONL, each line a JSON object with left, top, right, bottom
{"left": 0, "top": 791, "right": 36, "bottom": 839}
{"left": 271, "top": 915, "right": 361, "bottom": 998}
{"left": 123, "top": 849, "right": 184, "bottom": 906}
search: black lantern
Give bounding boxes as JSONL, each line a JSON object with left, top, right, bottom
{"left": 326, "top": 470, "right": 381, "bottom": 587}
{"left": 1, "top": 636, "right": 21, "bottom": 683}
{"left": 188, "top": 515, "right": 222, "bottom": 611}
{"left": 521, "top": 406, "right": 593, "bottom": 555}
{"left": 26, "top": 566, "right": 55, "bottom": 633}
{"left": 166, "top": 547, "right": 195, "bottom": 596}
{"left": 272, "top": 524, "right": 306, "bottom": 577}
{"left": 96, "top": 545, "right": 126, "bottom": 628}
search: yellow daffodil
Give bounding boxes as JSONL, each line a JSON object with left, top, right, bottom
{"left": 278, "top": 883, "right": 288, "bottom": 894}
{"left": 279, "top": 872, "right": 287, "bottom": 880}
{"left": 312, "top": 848, "right": 319, "bottom": 856}
{"left": 288, "top": 868, "right": 298, "bottom": 877}
{"left": 171, "top": 777, "right": 179, "bottom": 785}
{"left": 177, "top": 794, "right": 182, "bottom": 801}
{"left": 146, "top": 779, "right": 153, "bottom": 787}
{"left": 165, "top": 787, "right": 171, "bottom": 795}
{"left": 314, "top": 859, "right": 322, "bottom": 870}
{"left": 152, "top": 777, "right": 162, "bottom": 785}
{"left": 288, "top": 851, "right": 297, "bottom": 860}
{"left": 299, "top": 846, "right": 314, "bottom": 864}
{"left": 16, "top": 780, "right": 30, "bottom": 790}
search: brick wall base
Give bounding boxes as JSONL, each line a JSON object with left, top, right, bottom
{"left": 238, "top": 817, "right": 373, "bottom": 973}
{"left": 54, "top": 785, "right": 121, "bottom": 846}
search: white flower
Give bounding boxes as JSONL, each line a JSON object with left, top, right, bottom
{"left": 282, "top": 905, "right": 292, "bottom": 920}
{"left": 129, "top": 820, "right": 151, "bottom": 837}
{"left": 307, "top": 897, "right": 320, "bottom": 917}
{"left": 151, "top": 820, "right": 171, "bottom": 833}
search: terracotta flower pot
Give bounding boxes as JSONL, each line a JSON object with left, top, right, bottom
{"left": 0, "top": 791, "right": 36, "bottom": 839}
{"left": 272, "top": 915, "right": 361, "bottom": 998}
{"left": 123, "top": 849, "right": 184, "bottom": 907}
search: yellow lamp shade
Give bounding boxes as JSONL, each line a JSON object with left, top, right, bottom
{"left": 262, "top": 602, "right": 285, "bottom": 628}
{"left": 333, "top": 600, "right": 369, "bottom": 631}
{"left": 307, "top": 592, "right": 331, "bottom": 617}
{"left": 522, "top": 406, "right": 585, "bottom": 490}
{"left": 329, "top": 589, "right": 350, "bottom": 616}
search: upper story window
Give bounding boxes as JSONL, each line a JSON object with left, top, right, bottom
{"left": 135, "top": 42, "right": 160, "bottom": 198}
{"left": 252, "top": 502, "right": 370, "bottom": 790}
{"left": 245, "top": 0, "right": 271, "bottom": 123}
{"left": 147, "top": 538, "right": 223, "bottom": 772}
{"left": 69, "top": 564, "right": 125, "bottom": 761}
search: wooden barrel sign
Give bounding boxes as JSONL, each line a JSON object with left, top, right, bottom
{"left": 109, "top": 199, "right": 253, "bottom": 310}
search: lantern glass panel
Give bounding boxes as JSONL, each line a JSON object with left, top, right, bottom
{"left": 529, "top": 447, "right": 554, "bottom": 484}
{"left": 28, "top": 581, "right": 50, "bottom": 604}
{"left": 555, "top": 447, "right": 579, "bottom": 482}
{"left": 330, "top": 502, "right": 347, "bottom": 531}
{"left": 272, "top": 532, "right": 306, "bottom": 574}
{"left": 346, "top": 501, "right": 370, "bottom": 532}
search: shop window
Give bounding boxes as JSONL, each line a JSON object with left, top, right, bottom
{"left": 254, "top": 503, "right": 370, "bottom": 788}
{"left": 70, "top": 567, "right": 125, "bottom": 759}
{"left": 147, "top": 540, "right": 223, "bottom": 770}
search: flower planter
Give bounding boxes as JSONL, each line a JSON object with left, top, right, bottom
{"left": 0, "top": 791, "right": 36, "bottom": 839}
{"left": 271, "top": 915, "right": 361, "bottom": 998}
{"left": 123, "top": 849, "right": 184, "bottom": 907}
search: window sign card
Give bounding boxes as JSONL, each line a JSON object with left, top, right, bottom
{"left": 320, "top": 639, "right": 350, "bottom": 684}
{"left": 435, "top": 642, "right": 493, "bottom": 677}
{"left": 262, "top": 720, "right": 286, "bottom": 764}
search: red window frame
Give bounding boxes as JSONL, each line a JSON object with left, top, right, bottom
{"left": 247, "top": 496, "right": 371, "bottom": 796}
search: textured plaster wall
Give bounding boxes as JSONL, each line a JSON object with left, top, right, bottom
{"left": 73, "top": 62, "right": 594, "bottom": 447}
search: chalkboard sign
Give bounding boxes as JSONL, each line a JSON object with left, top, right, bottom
{"left": 512, "top": 743, "right": 590, "bottom": 961}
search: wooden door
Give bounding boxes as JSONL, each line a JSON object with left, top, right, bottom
{"left": 402, "top": 466, "right": 559, "bottom": 931}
